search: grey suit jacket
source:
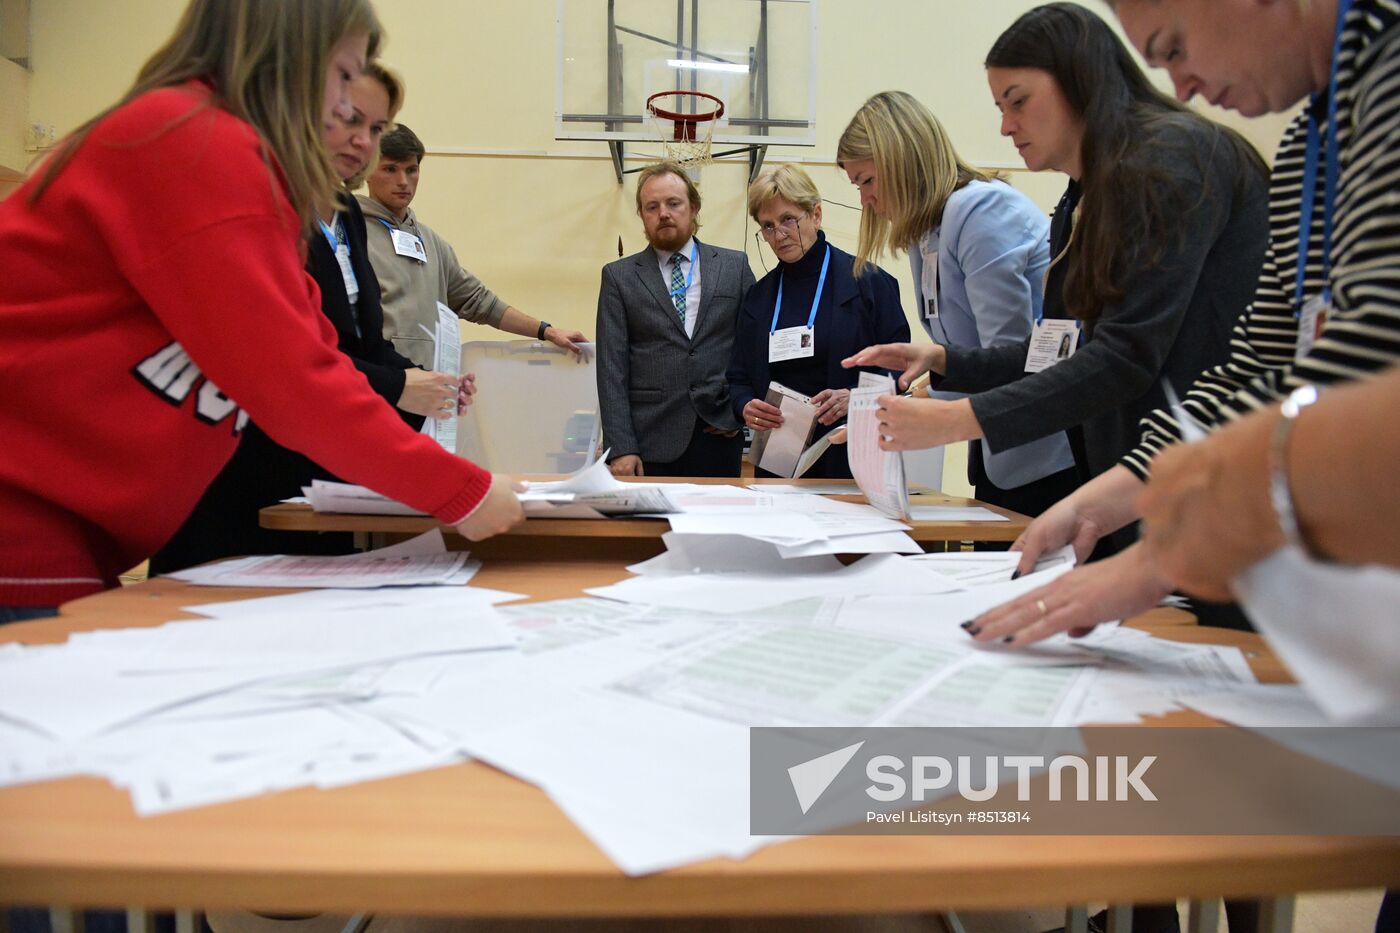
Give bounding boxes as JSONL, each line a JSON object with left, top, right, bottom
{"left": 595, "top": 240, "right": 755, "bottom": 464}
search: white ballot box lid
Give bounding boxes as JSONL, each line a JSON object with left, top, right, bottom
{"left": 456, "top": 340, "right": 600, "bottom": 475}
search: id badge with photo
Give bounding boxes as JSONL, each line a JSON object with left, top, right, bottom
{"left": 769, "top": 325, "right": 816, "bottom": 363}
{"left": 921, "top": 250, "right": 940, "bottom": 320}
{"left": 391, "top": 229, "right": 428, "bottom": 263}
{"left": 1295, "top": 294, "right": 1330, "bottom": 361}
{"left": 1024, "top": 319, "right": 1081, "bottom": 373}
{"left": 333, "top": 244, "right": 358, "bottom": 303}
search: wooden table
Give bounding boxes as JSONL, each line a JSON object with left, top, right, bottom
{"left": 260, "top": 478, "right": 1031, "bottom": 560}
{"left": 3, "top": 559, "right": 1398, "bottom": 922}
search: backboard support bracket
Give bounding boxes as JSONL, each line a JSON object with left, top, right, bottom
{"left": 561, "top": 0, "right": 809, "bottom": 183}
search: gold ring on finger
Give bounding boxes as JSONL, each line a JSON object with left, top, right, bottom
{"left": 1036, "top": 598, "right": 1048, "bottom": 616}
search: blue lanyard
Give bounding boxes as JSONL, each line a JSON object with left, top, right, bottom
{"left": 1295, "top": 0, "right": 1351, "bottom": 313}
{"left": 771, "top": 245, "right": 831, "bottom": 335}
{"left": 319, "top": 217, "right": 343, "bottom": 254}
{"left": 670, "top": 242, "right": 699, "bottom": 306}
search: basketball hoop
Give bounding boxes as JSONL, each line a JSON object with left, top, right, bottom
{"left": 646, "top": 90, "right": 725, "bottom": 166}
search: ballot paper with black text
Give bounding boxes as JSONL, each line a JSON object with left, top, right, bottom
{"left": 846, "top": 372, "right": 909, "bottom": 520}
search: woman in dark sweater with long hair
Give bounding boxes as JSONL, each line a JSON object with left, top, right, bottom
{"left": 846, "top": 2, "right": 1268, "bottom": 558}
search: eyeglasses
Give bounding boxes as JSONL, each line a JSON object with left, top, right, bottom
{"left": 757, "top": 214, "right": 806, "bottom": 239}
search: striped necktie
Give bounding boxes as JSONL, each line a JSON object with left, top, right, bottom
{"left": 669, "top": 252, "right": 687, "bottom": 322}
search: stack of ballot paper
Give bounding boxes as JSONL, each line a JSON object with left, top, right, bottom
{"left": 168, "top": 531, "right": 479, "bottom": 588}
{"left": 304, "top": 479, "right": 425, "bottom": 516}
{"left": 847, "top": 373, "right": 909, "bottom": 519}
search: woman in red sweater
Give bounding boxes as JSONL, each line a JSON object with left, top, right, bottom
{"left": 0, "top": 0, "right": 522, "bottom": 619}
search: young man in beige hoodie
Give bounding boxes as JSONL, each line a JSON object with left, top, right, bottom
{"left": 357, "top": 123, "right": 586, "bottom": 369}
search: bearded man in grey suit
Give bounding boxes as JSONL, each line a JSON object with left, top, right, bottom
{"left": 596, "top": 162, "right": 756, "bottom": 477}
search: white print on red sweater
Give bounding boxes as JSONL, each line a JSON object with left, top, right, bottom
{"left": 132, "top": 341, "right": 249, "bottom": 433}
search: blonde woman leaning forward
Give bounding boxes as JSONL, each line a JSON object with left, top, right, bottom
{"left": 837, "top": 90, "right": 1077, "bottom": 521}
{"left": 726, "top": 164, "right": 908, "bottom": 479}
{"left": 0, "top": 0, "right": 523, "bottom": 622}
{"left": 844, "top": 4, "right": 1267, "bottom": 573}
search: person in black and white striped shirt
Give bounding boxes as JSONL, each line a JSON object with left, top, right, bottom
{"left": 965, "top": 0, "right": 1400, "bottom": 646}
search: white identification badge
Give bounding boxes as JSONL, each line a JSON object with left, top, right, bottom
{"left": 769, "top": 325, "right": 816, "bottom": 363}
{"left": 1024, "top": 319, "right": 1081, "bottom": 373}
{"left": 1295, "top": 294, "right": 1330, "bottom": 361}
{"left": 390, "top": 229, "right": 428, "bottom": 263}
{"left": 333, "top": 244, "right": 358, "bottom": 304}
{"left": 921, "top": 250, "right": 940, "bottom": 320}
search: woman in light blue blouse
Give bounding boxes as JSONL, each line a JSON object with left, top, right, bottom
{"left": 837, "top": 90, "right": 1078, "bottom": 521}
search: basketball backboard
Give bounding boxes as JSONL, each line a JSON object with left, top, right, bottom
{"left": 556, "top": 0, "right": 817, "bottom": 163}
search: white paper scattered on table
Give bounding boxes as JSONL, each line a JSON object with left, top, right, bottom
{"left": 0, "top": 521, "right": 1306, "bottom": 880}
{"left": 585, "top": 553, "right": 961, "bottom": 613}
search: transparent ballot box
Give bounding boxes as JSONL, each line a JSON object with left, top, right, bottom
{"left": 455, "top": 341, "right": 601, "bottom": 475}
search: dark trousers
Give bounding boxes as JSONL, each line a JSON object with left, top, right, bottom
{"left": 644, "top": 419, "right": 744, "bottom": 478}
{"left": 968, "top": 443, "right": 1083, "bottom": 552}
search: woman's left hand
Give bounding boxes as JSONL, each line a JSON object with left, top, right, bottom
{"left": 965, "top": 544, "right": 1174, "bottom": 647}
{"left": 875, "top": 395, "right": 981, "bottom": 451}
{"left": 811, "top": 388, "right": 851, "bottom": 425}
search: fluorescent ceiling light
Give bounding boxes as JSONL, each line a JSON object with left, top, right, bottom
{"left": 666, "top": 59, "right": 749, "bottom": 74}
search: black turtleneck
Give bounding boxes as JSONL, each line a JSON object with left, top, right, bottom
{"left": 769, "top": 230, "right": 833, "bottom": 398}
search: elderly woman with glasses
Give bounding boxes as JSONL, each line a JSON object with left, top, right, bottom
{"left": 727, "top": 163, "right": 909, "bottom": 478}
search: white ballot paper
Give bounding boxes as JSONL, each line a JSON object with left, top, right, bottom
{"left": 420, "top": 301, "right": 461, "bottom": 454}
{"left": 908, "top": 505, "right": 1009, "bottom": 522}
{"left": 1233, "top": 546, "right": 1400, "bottom": 723}
{"left": 746, "top": 382, "right": 818, "bottom": 478}
{"left": 524, "top": 454, "right": 677, "bottom": 517}
{"left": 846, "top": 373, "right": 909, "bottom": 520}
{"left": 792, "top": 431, "right": 837, "bottom": 479}
{"left": 168, "top": 530, "right": 472, "bottom": 588}
{"left": 304, "top": 480, "right": 425, "bottom": 516}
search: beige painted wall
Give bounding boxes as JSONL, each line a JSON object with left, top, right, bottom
{"left": 0, "top": 56, "right": 27, "bottom": 174}
{"left": 22, "top": 0, "right": 1297, "bottom": 493}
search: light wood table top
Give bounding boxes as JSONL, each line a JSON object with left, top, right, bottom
{"left": 3, "top": 560, "right": 1397, "bottom": 918}
{"left": 260, "top": 478, "right": 1030, "bottom": 561}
